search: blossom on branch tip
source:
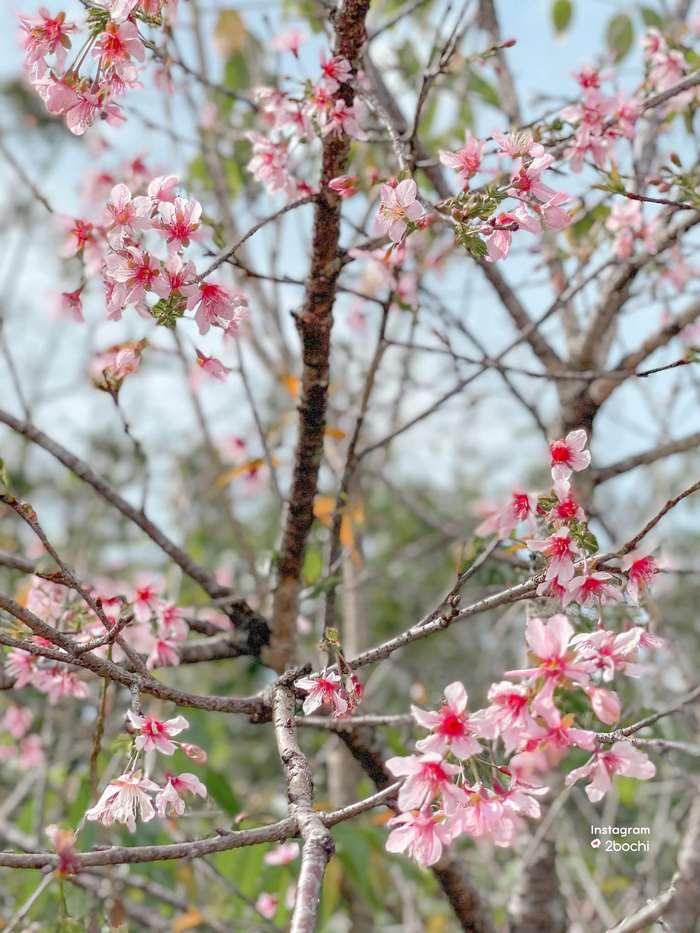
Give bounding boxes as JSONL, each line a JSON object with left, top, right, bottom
{"left": 621, "top": 551, "right": 659, "bottom": 603}
{"left": 126, "top": 711, "right": 189, "bottom": 755}
{"left": 375, "top": 179, "right": 424, "bottom": 244}
{"left": 295, "top": 671, "right": 349, "bottom": 718}
{"left": 155, "top": 772, "right": 207, "bottom": 817}
{"left": 565, "top": 742, "right": 655, "bottom": 802}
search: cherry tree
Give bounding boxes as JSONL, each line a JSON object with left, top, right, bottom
{"left": 1, "top": 0, "right": 700, "bottom": 929}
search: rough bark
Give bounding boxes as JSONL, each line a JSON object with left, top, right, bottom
{"left": 267, "top": 0, "right": 372, "bottom": 672}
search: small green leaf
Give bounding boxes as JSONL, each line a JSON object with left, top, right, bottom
{"left": 467, "top": 72, "right": 500, "bottom": 109}
{"left": 203, "top": 768, "right": 240, "bottom": 815}
{"left": 640, "top": 6, "right": 663, "bottom": 29}
{"left": 0, "top": 458, "right": 7, "bottom": 490}
{"left": 606, "top": 13, "right": 634, "bottom": 62}
{"left": 551, "top": 0, "right": 573, "bottom": 34}
{"left": 303, "top": 546, "right": 323, "bottom": 585}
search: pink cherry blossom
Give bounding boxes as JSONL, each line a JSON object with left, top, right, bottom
{"left": 158, "top": 603, "right": 188, "bottom": 641}
{"left": 152, "top": 254, "right": 199, "bottom": 307}
{"left": 475, "top": 681, "right": 539, "bottom": 754}
{"left": 296, "top": 671, "right": 349, "bottom": 718}
{"left": 155, "top": 772, "right": 207, "bottom": 817}
{"left": 439, "top": 132, "right": 484, "bottom": 187}
{"left": 19, "top": 8, "right": 77, "bottom": 67}
{"left": 157, "top": 197, "right": 203, "bottom": 252}
{"left": 256, "top": 893, "right": 279, "bottom": 919}
{"left": 526, "top": 527, "right": 580, "bottom": 584}
{"left": 126, "top": 710, "right": 189, "bottom": 755}
{"left": 454, "top": 785, "right": 515, "bottom": 847}
{"left": 130, "top": 576, "right": 165, "bottom": 623}
{"left": 411, "top": 681, "right": 482, "bottom": 759}
{"left": 329, "top": 175, "right": 359, "bottom": 199}
{"left": 322, "top": 99, "right": 361, "bottom": 138}
{"left": 385, "top": 809, "right": 453, "bottom": 866}
{"left": 196, "top": 350, "right": 231, "bottom": 382}
{"left": 563, "top": 572, "right": 623, "bottom": 609}
{"left": 105, "top": 247, "right": 161, "bottom": 313}
{"left": 622, "top": 551, "right": 658, "bottom": 603}
{"left": 509, "top": 154, "right": 558, "bottom": 202}
{"left": 548, "top": 429, "right": 591, "bottom": 494}
{"left": 474, "top": 490, "right": 536, "bottom": 538}
{"left": 320, "top": 55, "right": 352, "bottom": 92}
{"left": 571, "top": 627, "right": 647, "bottom": 681}
{"left": 587, "top": 686, "right": 621, "bottom": 725}
{"left": 192, "top": 282, "right": 249, "bottom": 336}
{"left": 146, "top": 637, "right": 181, "bottom": 670}
{"left": 386, "top": 752, "right": 461, "bottom": 811}
{"left": 1, "top": 706, "right": 33, "bottom": 739}
{"left": 59, "top": 287, "right": 84, "bottom": 322}
{"left": 246, "top": 132, "right": 293, "bottom": 195}
{"left": 95, "top": 20, "right": 145, "bottom": 71}
{"left": 272, "top": 28, "right": 307, "bottom": 57}
{"left": 376, "top": 179, "right": 424, "bottom": 243}
{"left": 565, "top": 742, "right": 655, "bottom": 802}
{"left": 505, "top": 614, "right": 592, "bottom": 719}
{"left": 492, "top": 130, "right": 544, "bottom": 159}
{"left": 264, "top": 842, "right": 300, "bottom": 865}
{"left": 86, "top": 770, "right": 160, "bottom": 832}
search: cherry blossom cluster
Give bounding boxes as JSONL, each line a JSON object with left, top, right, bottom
{"left": 379, "top": 433, "right": 662, "bottom": 866}
{"left": 19, "top": 1, "right": 175, "bottom": 136}
{"left": 0, "top": 705, "right": 44, "bottom": 770}
{"left": 4, "top": 574, "right": 198, "bottom": 715}
{"left": 375, "top": 129, "right": 574, "bottom": 259}
{"left": 56, "top": 167, "right": 248, "bottom": 380}
{"left": 85, "top": 710, "right": 207, "bottom": 833}
{"left": 247, "top": 54, "right": 363, "bottom": 197}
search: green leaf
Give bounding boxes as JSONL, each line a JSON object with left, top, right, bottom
{"left": 640, "top": 6, "right": 663, "bottom": 29}
{"left": 0, "top": 458, "right": 8, "bottom": 490}
{"left": 303, "top": 546, "right": 323, "bottom": 585}
{"left": 467, "top": 72, "right": 500, "bottom": 109}
{"left": 551, "top": 0, "right": 573, "bottom": 34}
{"left": 606, "top": 13, "right": 634, "bottom": 62}
{"left": 203, "top": 768, "right": 240, "bottom": 815}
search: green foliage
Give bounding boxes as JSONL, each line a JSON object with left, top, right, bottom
{"left": 606, "top": 13, "right": 635, "bottom": 62}
{"left": 551, "top": 0, "right": 574, "bottom": 34}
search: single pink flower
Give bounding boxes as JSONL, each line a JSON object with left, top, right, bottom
{"left": 386, "top": 809, "right": 453, "bottom": 866}
{"left": 155, "top": 772, "right": 207, "bottom": 817}
{"left": 329, "top": 175, "right": 359, "bottom": 199}
{"left": 439, "top": 132, "right": 484, "bottom": 186}
{"left": 196, "top": 350, "right": 231, "bottom": 382}
{"left": 411, "top": 681, "right": 482, "bottom": 759}
{"left": 526, "top": 527, "right": 581, "bottom": 584}
{"left": 386, "top": 752, "right": 461, "bottom": 811}
{"left": 563, "top": 572, "right": 623, "bottom": 608}
{"left": 587, "top": 686, "right": 621, "bottom": 725}
{"left": 126, "top": 711, "right": 189, "bottom": 755}
{"left": 296, "top": 671, "right": 349, "bottom": 718}
{"left": 375, "top": 179, "right": 424, "bottom": 244}
{"left": 475, "top": 681, "right": 539, "bottom": 754}
{"left": 86, "top": 770, "right": 160, "bottom": 832}
{"left": 548, "top": 429, "right": 591, "bottom": 494}
{"left": 505, "top": 614, "right": 592, "bottom": 719}
{"left": 264, "top": 842, "right": 300, "bottom": 865}
{"left": 157, "top": 197, "right": 203, "bottom": 252}
{"left": 565, "top": 742, "right": 655, "bottom": 802}
{"left": 621, "top": 551, "right": 658, "bottom": 603}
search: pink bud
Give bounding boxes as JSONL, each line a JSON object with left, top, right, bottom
{"left": 588, "top": 687, "right": 621, "bottom": 725}
{"left": 180, "top": 742, "right": 207, "bottom": 763}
